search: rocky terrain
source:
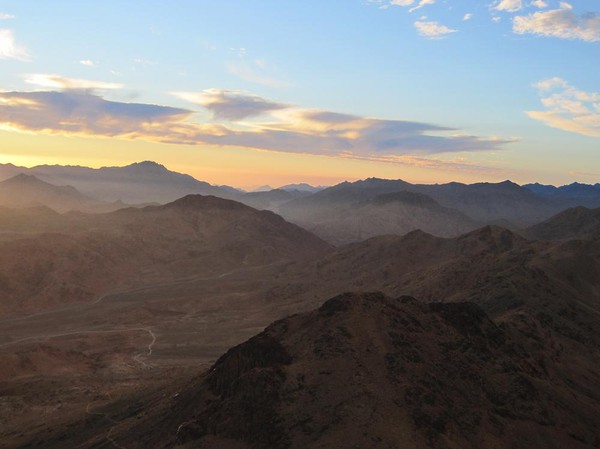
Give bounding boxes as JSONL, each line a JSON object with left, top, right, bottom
{"left": 19, "top": 292, "right": 600, "bottom": 449}
{"left": 1, "top": 176, "right": 600, "bottom": 448}
{"left": 524, "top": 206, "right": 600, "bottom": 241}
{"left": 0, "top": 194, "right": 330, "bottom": 315}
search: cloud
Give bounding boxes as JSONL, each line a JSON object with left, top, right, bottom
{"left": 24, "top": 74, "right": 123, "bottom": 90}
{"left": 0, "top": 88, "right": 514, "bottom": 165}
{"left": 463, "top": 13, "right": 473, "bottom": 21}
{"left": 0, "top": 13, "right": 15, "bottom": 20}
{"left": 0, "top": 29, "right": 30, "bottom": 61}
{"left": 414, "top": 20, "right": 457, "bottom": 38}
{"left": 513, "top": 3, "right": 600, "bottom": 41}
{"left": 80, "top": 59, "right": 96, "bottom": 67}
{"left": 409, "top": 0, "right": 436, "bottom": 13}
{"left": 173, "top": 89, "right": 288, "bottom": 120}
{"left": 0, "top": 90, "right": 190, "bottom": 137}
{"left": 494, "top": 0, "right": 523, "bottom": 13}
{"left": 527, "top": 78, "right": 600, "bottom": 137}
{"left": 530, "top": 0, "right": 548, "bottom": 8}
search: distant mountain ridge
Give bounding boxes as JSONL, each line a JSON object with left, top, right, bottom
{"left": 524, "top": 182, "right": 600, "bottom": 208}
{"left": 2, "top": 160, "right": 600, "bottom": 243}
{"left": 0, "top": 173, "right": 123, "bottom": 213}
{"left": 0, "top": 161, "right": 241, "bottom": 204}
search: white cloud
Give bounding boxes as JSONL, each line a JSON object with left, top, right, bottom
{"left": 409, "top": 0, "right": 436, "bottom": 13}
{"left": 414, "top": 20, "right": 457, "bottom": 38}
{"left": 530, "top": 0, "right": 548, "bottom": 8}
{"left": 80, "top": 59, "right": 96, "bottom": 67}
{"left": 24, "top": 74, "right": 123, "bottom": 90}
{"left": 528, "top": 78, "right": 600, "bottom": 137}
{"left": 495, "top": 0, "right": 523, "bottom": 13}
{"left": 513, "top": 4, "right": 600, "bottom": 41}
{"left": 463, "top": 13, "right": 473, "bottom": 21}
{"left": 0, "top": 29, "right": 30, "bottom": 61}
{"left": 0, "top": 13, "right": 15, "bottom": 20}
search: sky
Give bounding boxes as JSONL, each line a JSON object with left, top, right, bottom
{"left": 0, "top": 0, "right": 599, "bottom": 189}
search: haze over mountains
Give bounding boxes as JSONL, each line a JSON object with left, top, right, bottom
{"left": 0, "top": 194, "right": 329, "bottom": 315}
{"left": 1, "top": 160, "right": 600, "bottom": 448}
{"left": 0, "top": 161, "right": 240, "bottom": 204}
{"left": 3, "top": 160, "right": 600, "bottom": 244}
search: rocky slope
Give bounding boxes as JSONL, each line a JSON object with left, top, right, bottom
{"left": 104, "top": 292, "right": 599, "bottom": 449}
{"left": 0, "top": 195, "right": 330, "bottom": 315}
{"left": 524, "top": 206, "right": 600, "bottom": 241}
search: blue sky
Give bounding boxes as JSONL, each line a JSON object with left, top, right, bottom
{"left": 0, "top": 0, "right": 599, "bottom": 187}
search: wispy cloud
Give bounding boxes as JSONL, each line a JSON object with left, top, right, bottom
{"left": 0, "top": 13, "right": 15, "bottom": 20}
{"left": 463, "top": 13, "right": 473, "bottom": 21}
{"left": 0, "top": 29, "right": 30, "bottom": 61}
{"left": 414, "top": 20, "right": 457, "bottom": 38}
{"left": 24, "top": 74, "right": 123, "bottom": 90}
{"left": 0, "top": 87, "right": 514, "bottom": 167}
{"left": 527, "top": 77, "right": 600, "bottom": 137}
{"left": 409, "top": 0, "right": 436, "bottom": 13}
{"left": 80, "top": 59, "right": 96, "bottom": 67}
{"left": 513, "top": 3, "right": 600, "bottom": 41}
{"left": 172, "top": 89, "right": 288, "bottom": 120}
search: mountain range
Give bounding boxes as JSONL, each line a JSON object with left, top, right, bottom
{"left": 1, "top": 161, "right": 600, "bottom": 448}
{"left": 3, "top": 161, "right": 600, "bottom": 246}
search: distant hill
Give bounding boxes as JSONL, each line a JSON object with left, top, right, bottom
{"left": 0, "top": 161, "right": 241, "bottom": 204}
{"left": 0, "top": 174, "right": 121, "bottom": 213}
{"left": 239, "top": 188, "right": 312, "bottom": 212}
{"left": 278, "top": 183, "right": 325, "bottom": 193}
{"left": 524, "top": 206, "right": 600, "bottom": 241}
{"left": 0, "top": 194, "right": 330, "bottom": 315}
{"left": 292, "top": 191, "right": 479, "bottom": 245}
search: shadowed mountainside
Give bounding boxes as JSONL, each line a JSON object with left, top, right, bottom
{"left": 98, "top": 292, "right": 599, "bottom": 449}
{"left": 524, "top": 206, "right": 600, "bottom": 241}
{"left": 0, "top": 194, "right": 330, "bottom": 315}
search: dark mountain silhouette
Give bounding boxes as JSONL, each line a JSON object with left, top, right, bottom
{"left": 0, "top": 161, "right": 241, "bottom": 204}
{"left": 525, "top": 206, "right": 600, "bottom": 241}
{"left": 0, "top": 174, "right": 120, "bottom": 213}
{"left": 524, "top": 182, "right": 600, "bottom": 209}
{"left": 101, "top": 292, "right": 599, "bottom": 449}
